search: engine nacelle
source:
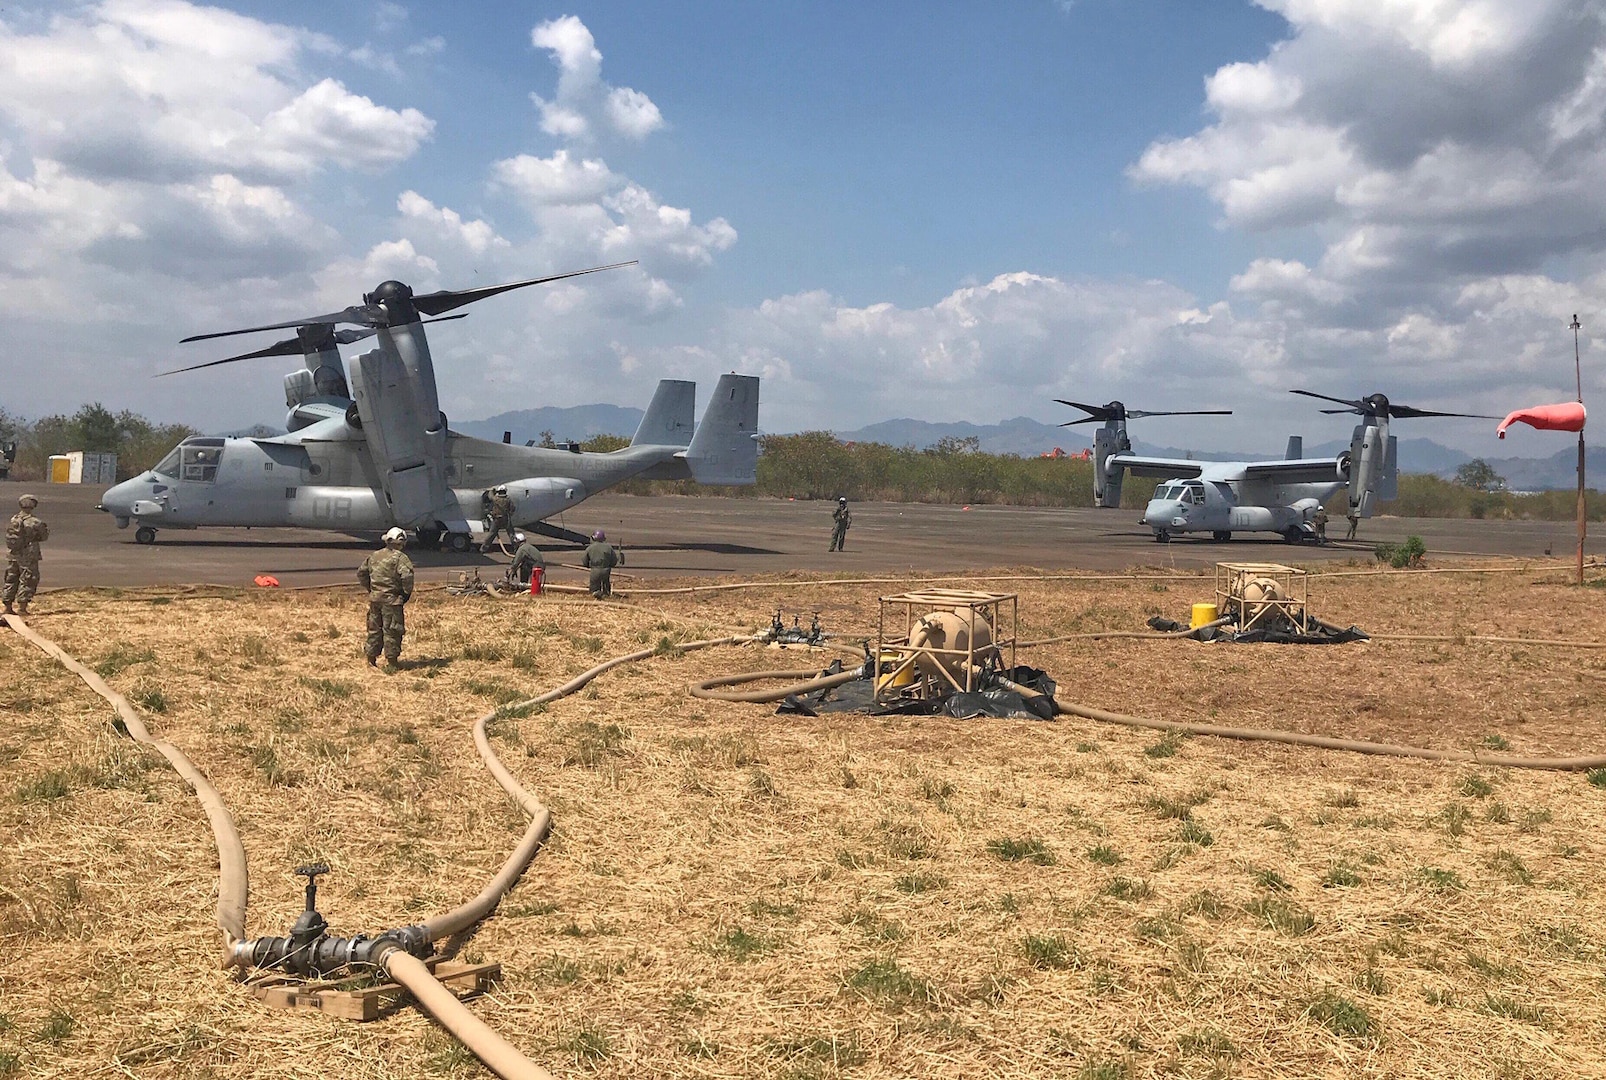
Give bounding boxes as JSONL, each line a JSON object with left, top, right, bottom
{"left": 284, "top": 369, "right": 315, "bottom": 409}
{"left": 502, "top": 477, "right": 588, "bottom": 522}
{"left": 1336, "top": 451, "right": 1351, "bottom": 480}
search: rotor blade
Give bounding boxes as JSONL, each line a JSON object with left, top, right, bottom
{"left": 180, "top": 304, "right": 382, "bottom": 344}
{"left": 411, "top": 261, "right": 638, "bottom": 316}
{"left": 1052, "top": 399, "right": 1115, "bottom": 419}
{"left": 1319, "top": 408, "right": 1354, "bottom": 414}
{"left": 330, "top": 312, "right": 466, "bottom": 346}
{"left": 1388, "top": 405, "right": 1500, "bottom": 420}
{"left": 156, "top": 337, "right": 305, "bottom": 376}
{"left": 160, "top": 313, "right": 468, "bottom": 376}
{"left": 1057, "top": 418, "right": 1103, "bottom": 426}
{"left": 1290, "top": 389, "right": 1367, "bottom": 411}
{"left": 1124, "top": 409, "right": 1234, "bottom": 419}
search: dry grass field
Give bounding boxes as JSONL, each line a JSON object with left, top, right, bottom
{"left": 5, "top": 561, "right": 1606, "bottom": 1079}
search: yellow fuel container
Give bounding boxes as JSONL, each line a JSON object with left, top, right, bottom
{"left": 876, "top": 652, "right": 918, "bottom": 693}
{"left": 1190, "top": 602, "right": 1219, "bottom": 629}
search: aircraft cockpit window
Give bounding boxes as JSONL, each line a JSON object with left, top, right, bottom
{"left": 180, "top": 444, "right": 222, "bottom": 483}
{"left": 152, "top": 448, "right": 181, "bottom": 478}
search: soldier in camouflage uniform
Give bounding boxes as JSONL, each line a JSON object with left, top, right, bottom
{"left": 829, "top": 496, "right": 852, "bottom": 552}
{"left": 581, "top": 529, "right": 623, "bottom": 599}
{"left": 358, "top": 527, "right": 414, "bottom": 666}
{"left": 4, "top": 494, "right": 47, "bottom": 615}
{"left": 481, "top": 486, "right": 517, "bottom": 552}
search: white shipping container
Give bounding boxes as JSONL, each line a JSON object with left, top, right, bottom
{"left": 47, "top": 451, "right": 118, "bottom": 484}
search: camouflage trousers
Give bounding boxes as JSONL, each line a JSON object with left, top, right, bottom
{"left": 589, "top": 568, "right": 613, "bottom": 599}
{"left": 366, "top": 601, "right": 406, "bottom": 662}
{"left": 2, "top": 558, "right": 39, "bottom": 610}
{"left": 829, "top": 524, "right": 848, "bottom": 551}
{"left": 483, "top": 518, "right": 517, "bottom": 551}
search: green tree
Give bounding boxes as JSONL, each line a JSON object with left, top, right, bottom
{"left": 1454, "top": 458, "right": 1505, "bottom": 492}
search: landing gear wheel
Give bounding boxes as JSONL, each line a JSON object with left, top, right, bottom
{"left": 447, "top": 532, "right": 472, "bottom": 554}
{"left": 1281, "top": 528, "right": 1304, "bottom": 544}
{"left": 1212, "top": 530, "right": 1232, "bottom": 543}
{"left": 134, "top": 526, "right": 157, "bottom": 545}
{"left": 416, "top": 528, "right": 443, "bottom": 551}
{"left": 1154, "top": 530, "right": 1171, "bottom": 544}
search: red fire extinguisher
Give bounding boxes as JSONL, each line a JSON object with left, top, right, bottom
{"left": 529, "top": 566, "right": 544, "bottom": 596}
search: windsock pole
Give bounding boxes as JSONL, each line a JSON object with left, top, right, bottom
{"left": 1574, "top": 314, "right": 1585, "bottom": 586}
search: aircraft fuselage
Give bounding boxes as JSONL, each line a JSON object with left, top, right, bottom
{"left": 1140, "top": 476, "right": 1346, "bottom": 541}
{"left": 99, "top": 431, "right": 690, "bottom": 537}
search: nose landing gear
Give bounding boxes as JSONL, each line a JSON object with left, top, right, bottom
{"left": 134, "top": 526, "right": 157, "bottom": 545}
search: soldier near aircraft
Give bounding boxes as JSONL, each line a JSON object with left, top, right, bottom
{"left": 1312, "top": 504, "right": 1329, "bottom": 543}
{"left": 509, "top": 533, "right": 546, "bottom": 586}
{"left": 357, "top": 527, "right": 414, "bottom": 667}
{"left": 582, "top": 529, "right": 623, "bottom": 599}
{"left": 1345, "top": 511, "right": 1359, "bottom": 541}
{"left": 829, "top": 496, "right": 852, "bottom": 552}
{"left": 4, "top": 494, "right": 48, "bottom": 616}
{"left": 481, "top": 486, "right": 516, "bottom": 552}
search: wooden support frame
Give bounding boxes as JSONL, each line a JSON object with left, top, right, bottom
{"left": 874, "top": 589, "right": 1018, "bottom": 704}
{"left": 1214, "top": 562, "right": 1309, "bottom": 635}
{"left": 246, "top": 958, "right": 501, "bottom": 1022}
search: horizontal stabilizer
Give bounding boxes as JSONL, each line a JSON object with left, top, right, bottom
{"left": 632, "top": 379, "right": 696, "bottom": 447}
{"left": 684, "top": 374, "right": 759, "bottom": 485}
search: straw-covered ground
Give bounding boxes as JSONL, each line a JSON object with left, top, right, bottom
{"left": 5, "top": 560, "right": 1606, "bottom": 1079}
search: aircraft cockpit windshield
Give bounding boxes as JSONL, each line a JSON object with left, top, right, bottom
{"left": 159, "top": 438, "right": 225, "bottom": 483}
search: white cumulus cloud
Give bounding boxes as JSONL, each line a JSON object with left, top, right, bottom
{"left": 528, "top": 14, "right": 665, "bottom": 142}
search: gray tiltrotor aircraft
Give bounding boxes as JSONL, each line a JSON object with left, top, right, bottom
{"left": 1067, "top": 391, "right": 1490, "bottom": 542}
{"left": 100, "top": 264, "right": 760, "bottom": 549}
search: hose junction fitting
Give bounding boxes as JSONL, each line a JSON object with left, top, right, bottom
{"left": 226, "top": 863, "right": 433, "bottom": 979}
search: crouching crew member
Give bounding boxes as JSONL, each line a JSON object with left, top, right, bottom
{"left": 510, "top": 532, "right": 546, "bottom": 586}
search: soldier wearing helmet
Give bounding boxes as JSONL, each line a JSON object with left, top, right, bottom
{"left": 582, "top": 528, "right": 623, "bottom": 599}
{"left": 481, "top": 485, "right": 516, "bottom": 552}
{"left": 3, "top": 494, "right": 48, "bottom": 616}
{"left": 509, "top": 531, "right": 546, "bottom": 588}
{"left": 357, "top": 527, "right": 414, "bottom": 667}
{"left": 1312, "top": 503, "right": 1329, "bottom": 544}
{"left": 829, "top": 496, "right": 852, "bottom": 552}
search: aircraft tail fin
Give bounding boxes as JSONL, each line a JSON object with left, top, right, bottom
{"left": 631, "top": 379, "right": 696, "bottom": 447}
{"left": 1285, "top": 435, "right": 1303, "bottom": 459}
{"left": 683, "top": 374, "right": 759, "bottom": 485}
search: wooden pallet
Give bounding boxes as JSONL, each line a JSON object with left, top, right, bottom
{"left": 247, "top": 959, "right": 500, "bottom": 1021}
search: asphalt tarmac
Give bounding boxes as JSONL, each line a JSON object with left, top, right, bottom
{"left": 10, "top": 480, "right": 1595, "bottom": 591}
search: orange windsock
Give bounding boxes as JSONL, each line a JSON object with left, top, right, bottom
{"left": 1497, "top": 401, "right": 1586, "bottom": 439}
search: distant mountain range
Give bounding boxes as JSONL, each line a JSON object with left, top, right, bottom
{"left": 454, "top": 404, "right": 648, "bottom": 446}
{"left": 450, "top": 405, "right": 1593, "bottom": 491}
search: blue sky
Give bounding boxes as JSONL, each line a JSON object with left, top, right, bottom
{"left": 1, "top": 0, "right": 1603, "bottom": 455}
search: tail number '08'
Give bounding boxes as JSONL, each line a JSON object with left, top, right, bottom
{"left": 312, "top": 496, "right": 353, "bottom": 522}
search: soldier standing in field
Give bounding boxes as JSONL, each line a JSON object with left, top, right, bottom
{"left": 3, "top": 494, "right": 48, "bottom": 616}
{"left": 358, "top": 527, "right": 414, "bottom": 667}
{"left": 829, "top": 496, "right": 852, "bottom": 552}
{"left": 582, "top": 529, "right": 623, "bottom": 599}
{"left": 481, "top": 486, "right": 516, "bottom": 552}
